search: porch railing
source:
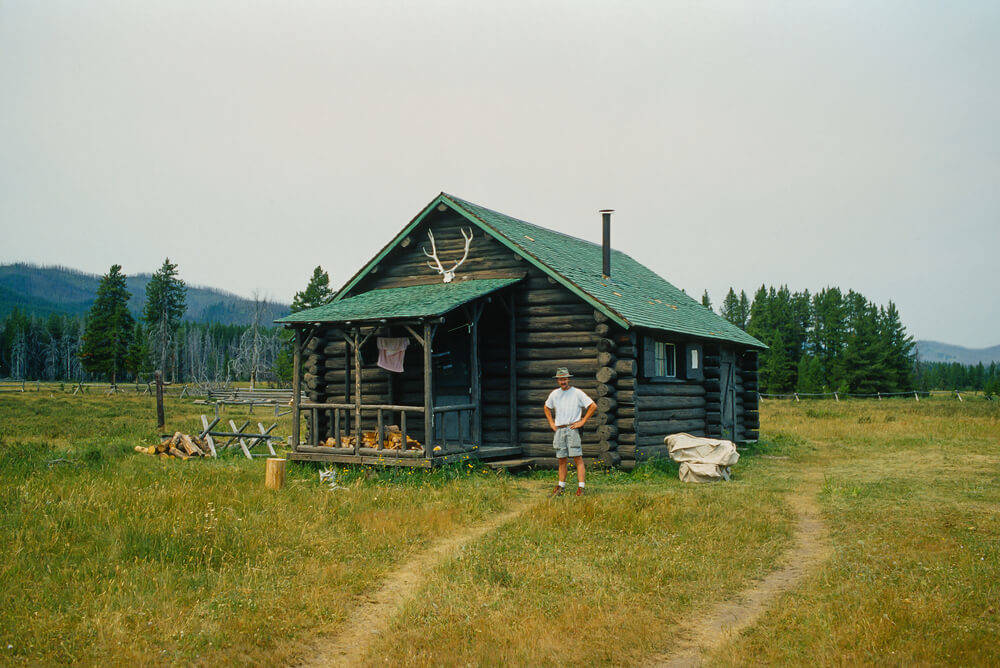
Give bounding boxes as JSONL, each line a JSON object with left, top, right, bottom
{"left": 298, "top": 402, "right": 478, "bottom": 458}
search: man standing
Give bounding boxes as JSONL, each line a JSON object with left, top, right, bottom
{"left": 544, "top": 367, "right": 597, "bottom": 496}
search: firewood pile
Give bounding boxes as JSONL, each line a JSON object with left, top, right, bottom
{"left": 322, "top": 425, "right": 422, "bottom": 450}
{"left": 134, "top": 431, "right": 214, "bottom": 459}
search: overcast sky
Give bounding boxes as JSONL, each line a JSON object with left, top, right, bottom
{"left": 1, "top": 1, "right": 997, "bottom": 346}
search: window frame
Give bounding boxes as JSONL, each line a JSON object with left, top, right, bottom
{"left": 643, "top": 335, "right": 679, "bottom": 382}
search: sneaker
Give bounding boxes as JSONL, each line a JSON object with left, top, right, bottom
{"left": 550, "top": 485, "right": 564, "bottom": 497}
{"left": 575, "top": 486, "right": 585, "bottom": 496}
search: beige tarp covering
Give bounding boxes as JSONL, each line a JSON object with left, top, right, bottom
{"left": 665, "top": 433, "right": 739, "bottom": 483}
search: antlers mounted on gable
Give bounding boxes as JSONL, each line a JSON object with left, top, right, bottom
{"left": 422, "top": 228, "right": 473, "bottom": 283}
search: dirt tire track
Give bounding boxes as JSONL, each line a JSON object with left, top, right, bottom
{"left": 293, "top": 490, "right": 541, "bottom": 667}
{"left": 645, "top": 480, "right": 831, "bottom": 667}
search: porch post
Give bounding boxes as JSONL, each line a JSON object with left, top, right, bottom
{"left": 291, "top": 327, "right": 302, "bottom": 449}
{"left": 423, "top": 321, "right": 433, "bottom": 458}
{"left": 508, "top": 293, "right": 518, "bottom": 448}
{"left": 353, "top": 328, "right": 362, "bottom": 456}
{"left": 470, "top": 308, "right": 482, "bottom": 448}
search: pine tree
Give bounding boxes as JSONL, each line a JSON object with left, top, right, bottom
{"left": 879, "top": 301, "right": 915, "bottom": 391}
{"left": 700, "top": 290, "right": 713, "bottom": 310}
{"left": 721, "top": 288, "right": 740, "bottom": 325}
{"left": 841, "top": 293, "right": 888, "bottom": 393}
{"left": 737, "top": 291, "right": 750, "bottom": 329}
{"left": 80, "top": 264, "right": 135, "bottom": 384}
{"left": 292, "top": 266, "right": 334, "bottom": 312}
{"left": 144, "top": 258, "right": 187, "bottom": 377}
{"left": 796, "top": 355, "right": 824, "bottom": 393}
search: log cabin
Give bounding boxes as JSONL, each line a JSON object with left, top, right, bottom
{"left": 276, "top": 193, "right": 766, "bottom": 469}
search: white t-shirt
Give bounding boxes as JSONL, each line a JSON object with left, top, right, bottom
{"left": 545, "top": 386, "right": 595, "bottom": 426}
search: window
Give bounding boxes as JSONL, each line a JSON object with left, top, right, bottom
{"left": 644, "top": 338, "right": 676, "bottom": 379}
{"left": 655, "top": 341, "right": 676, "bottom": 377}
{"left": 684, "top": 343, "right": 704, "bottom": 380}
{"left": 691, "top": 348, "right": 699, "bottom": 370}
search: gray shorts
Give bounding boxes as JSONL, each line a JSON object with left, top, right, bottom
{"left": 553, "top": 427, "right": 583, "bottom": 459}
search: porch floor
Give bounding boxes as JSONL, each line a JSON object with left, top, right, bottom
{"left": 287, "top": 444, "right": 523, "bottom": 468}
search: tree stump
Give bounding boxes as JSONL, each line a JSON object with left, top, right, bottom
{"left": 265, "top": 458, "right": 286, "bottom": 490}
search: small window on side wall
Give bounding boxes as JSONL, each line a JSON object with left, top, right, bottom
{"left": 643, "top": 336, "right": 676, "bottom": 380}
{"left": 684, "top": 343, "right": 704, "bottom": 381}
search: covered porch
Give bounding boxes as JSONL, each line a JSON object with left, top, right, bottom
{"left": 278, "top": 278, "right": 524, "bottom": 467}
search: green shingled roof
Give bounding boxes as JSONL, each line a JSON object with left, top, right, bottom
{"left": 275, "top": 277, "right": 521, "bottom": 324}
{"left": 441, "top": 194, "right": 766, "bottom": 349}
{"left": 287, "top": 193, "right": 764, "bottom": 349}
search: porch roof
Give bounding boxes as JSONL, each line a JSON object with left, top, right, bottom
{"left": 275, "top": 277, "right": 521, "bottom": 324}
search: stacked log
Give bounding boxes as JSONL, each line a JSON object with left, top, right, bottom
{"left": 592, "top": 311, "right": 624, "bottom": 466}
{"left": 703, "top": 347, "right": 722, "bottom": 438}
{"left": 481, "top": 321, "right": 512, "bottom": 446}
{"left": 134, "top": 431, "right": 212, "bottom": 459}
{"left": 599, "top": 326, "right": 637, "bottom": 466}
{"left": 514, "top": 273, "right": 601, "bottom": 459}
{"left": 740, "top": 351, "right": 760, "bottom": 441}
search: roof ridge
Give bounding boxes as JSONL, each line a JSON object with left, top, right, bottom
{"left": 443, "top": 193, "right": 607, "bottom": 251}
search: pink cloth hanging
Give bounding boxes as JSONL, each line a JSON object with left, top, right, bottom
{"left": 376, "top": 337, "right": 410, "bottom": 373}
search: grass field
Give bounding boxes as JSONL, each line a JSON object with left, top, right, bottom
{"left": 1, "top": 391, "right": 997, "bottom": 665}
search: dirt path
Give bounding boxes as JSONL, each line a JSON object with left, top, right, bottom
{"left": 645, "top": 479, "right": 831, "bottom": 667}
{"left": 293, "top": 491, "right": 540, "bottom": 667}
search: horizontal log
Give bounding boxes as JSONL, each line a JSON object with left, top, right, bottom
{"left": 518, "top": 303, "right": 593, "bottom": 317}
{"left": 616, "top": 411, "right": 705, "bottom": 431}
{"left": 518, "top": 430, "right": 599, "bottom": 444}
{"left": 631, "top": 408, "right": 706, "bottom": 422}
{"left": 516, "top": 360, "right": 598, "bottom": 378}
{"left": 514, "top": 378, "right": 598, "bottom": 390}
{"left": 705, "top": 392, "right": 720, "bottom": 402}
{"left": 596, "top": 383, "right": 616, "bottom": 397}
{"left": 518, "top": 346, "right": 597, "bottom": 360}
{"left": 304, "top": 337, "right": 328, "bottom": 353}
{"left": 594, "top": 323, "right": 610, "bottom": 337}
{"left": 516, "top": 332, "right": 597, "bottom": 347}
{"left": 596, "top": 397, "right": 617, "bottom": 413}
{"left": 638, "top": 383, "right": 705, "bottom": 397}
{"left": 618, "top": 432, "right": 636, "bottom": 445}
{"left": 615, "top": 377, "right": 636, "bottom": 390}
{"left": 318, "top": 368, "right": 388, "bottom": 381}
{"left": 518, "top": 419, "right": 597, "bottom": 432}
{"left": 596, "top": 424, "right": 618, "bottom": 439}
{"left": 633, "top": 418, "right": 705, "bottom": 436}
{"left": 617, "top": 390, "right": 635, "bottom": 405}
{"left": 743, "top": 430, "right": 759, "bottom": 441}
{"left": 614, "top": 359, "right": 637, "bottom": 376}
{"left": 615, "top": 345, "right": 637, "bottom": 358}
{"left": 597, "top": 438, "right": 618, "bottom": 452}
{"left": 704, "top": 368, "right": 721, "bottom": 379}
{"left": 517, "top": 315, "right": 597, "bottom": 332}
{"left": 596, "top": 338, "right": 616, "bottom": 353}
{"left": 635, "top": 395, "right": 707, "bottom": 410}
{"left": 593, "top": 310, "right": 609, "bottom": 323}
{"left": 520, "top": 289, "right": 586, "bottom": 306}
{"left": 597, "top": 352, "right": 616, "bottom": 367}
{"left": 596, "top": 367, "right": 616, "bottom": 384}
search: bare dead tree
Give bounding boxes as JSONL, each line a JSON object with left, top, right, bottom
{"left": 229, "top": 291, "right": 280, "bottom": 389}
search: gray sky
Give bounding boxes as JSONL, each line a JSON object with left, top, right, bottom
{"left": 2, "top": 1, "right": 997, "bottom": 346}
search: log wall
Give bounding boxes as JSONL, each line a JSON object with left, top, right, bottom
{"left": 513, "top": 271, "right": 601, "bottom": 458}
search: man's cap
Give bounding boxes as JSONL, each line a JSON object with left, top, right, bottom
{"left": 553, "top": 367, "right": 573, "bottom": 378}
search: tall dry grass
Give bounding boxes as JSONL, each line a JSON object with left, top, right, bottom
{"left": 0, "top": 393, "right": 519, "bottom": 665}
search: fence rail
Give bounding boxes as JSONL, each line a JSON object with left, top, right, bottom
{"left": 757, "top": 389, "right": 991, "bottom": 402}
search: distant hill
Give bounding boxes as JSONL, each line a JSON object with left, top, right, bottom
{"left": 917, "top": 340, "right": 1000, "bottom": 366}
{"left": 0, "top": 263, "right": 289, "bottom": 326}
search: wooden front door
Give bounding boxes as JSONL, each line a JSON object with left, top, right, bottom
{"left": 719, "top": 349, "right": 737, "bottom": 440}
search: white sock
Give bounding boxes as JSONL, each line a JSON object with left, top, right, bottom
{"left": 558, "top": 481, "right": 566, "bottom": 487}
{"left": 578, "top": 482, "right": 585, "bottom": 488}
